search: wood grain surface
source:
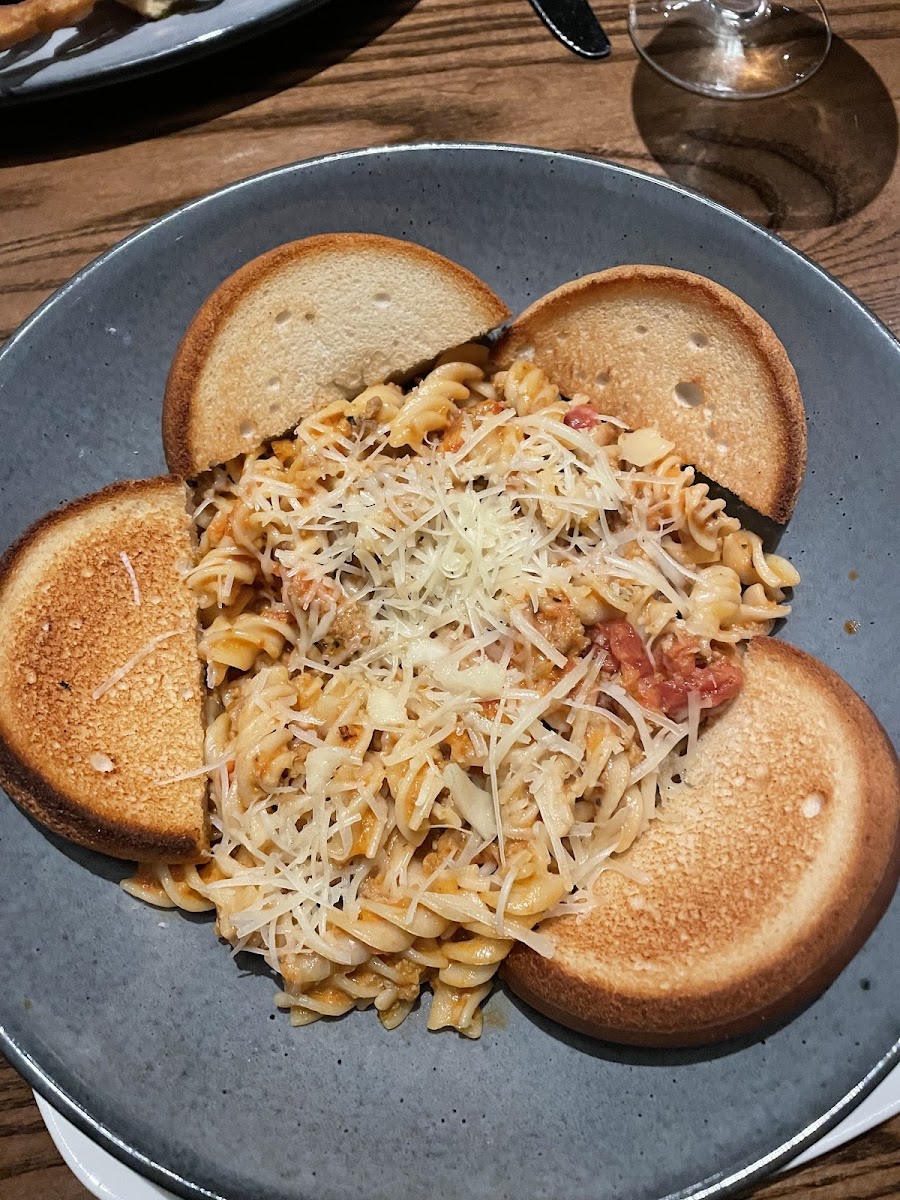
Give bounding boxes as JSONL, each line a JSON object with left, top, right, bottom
{"left": 1, "top": 0, "right": 899, "bottom": 1197}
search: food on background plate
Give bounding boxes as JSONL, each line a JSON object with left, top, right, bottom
{"left": 0, "top": 0, "right": 187, "bottom": 53}
{"left": 0, "top": 479, "right": 207, "bottom": 861}
{"left": 0, "top": 234, "right": 896, "bottom": 1046}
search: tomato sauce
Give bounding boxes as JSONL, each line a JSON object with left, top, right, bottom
{"left": 591, "top": 619, "right": 742, "bottom": 718}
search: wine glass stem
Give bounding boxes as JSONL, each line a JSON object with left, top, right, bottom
{"left": 708, "top": 0, "right": 771, "bottom": 22}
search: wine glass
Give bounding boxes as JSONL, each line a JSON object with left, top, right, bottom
{"left": 628, "top": 0, "right": 832, "bottom": 99}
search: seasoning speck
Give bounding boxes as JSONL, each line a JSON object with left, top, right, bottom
{"left": 844, "top": 620, "right": 860, "bottom": 635}
{"left": 848, "top": 569, "right": 858, "bottom": 581}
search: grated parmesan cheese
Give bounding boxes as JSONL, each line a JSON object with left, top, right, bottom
{"left": 304, "top": 746, "right": 353, "bottom": 794}
{"left": 443, "top": 763, "right": 497, "bottom": 841}
{"left": 168, "top": 358, "right": 778, "bottom": 1036}
{"left": 92, "top": 627, "right": 187, "bottom": 700}
{"left": 119, "top": 551, "right": 141, "bottom": 606}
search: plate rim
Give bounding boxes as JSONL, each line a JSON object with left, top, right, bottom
{"left": 0, "top": 0, "right": 332, "bottom": 107}
{"left": 1, "top": 140, "right": 899, "bottom": 1200}
{"left": 32, "top": 1058, "right": 900, "bottom": 1194}
{"left": 35, "top": 1056, "right": 900, "bottom": 1200}
{"left": 3, "top": 141, "right": 898, "bottom": 360}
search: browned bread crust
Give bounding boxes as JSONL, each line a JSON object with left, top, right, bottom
{"left": 502, "top": 638, "right": 900, "bottom": 1045}
{"left": 163, "top": 233, "right": 510, "bottom": 477}
{"left": 494, "top": 266, "right": 807, "bottom": 522}
{"left": 0, "top": 0, "right": 95, "bottom": 53}
{"left": 0, "top": 478, "right": 208, "bottom": 863}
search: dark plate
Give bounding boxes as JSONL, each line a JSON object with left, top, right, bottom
{"left": 0, "top": 144, "right": 897, "bottom": 1200}
{"left": 0, "top": 0, "right": 331, "bottom": 104}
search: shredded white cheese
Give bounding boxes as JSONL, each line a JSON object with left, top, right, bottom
{"left": 119, "top": 551, "right": 141, "bottom": 606}
{"left": 92, "top": 627, "right": 186, "bottom": 700}
{"left": 156, "top": 353, "right": 783, "bottom": 1037}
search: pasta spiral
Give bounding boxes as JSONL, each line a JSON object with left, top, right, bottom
{"left": 388, "top": 362, "right": 484, "bottom": 449}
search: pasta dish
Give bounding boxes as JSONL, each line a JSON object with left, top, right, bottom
{"left": 126, "top": 347, "right": 799, "bottom": 1037}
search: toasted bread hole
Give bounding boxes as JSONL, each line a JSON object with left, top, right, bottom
{"left": 595, "top": 371, "right": 610, "bottom": 389}
{"left": 239, "top": 421, "right": 256, "bottom": 440}
{"left": 267, "top": 376, "right": 281, "bottom": 392}
{"left": 690, "top": 332, "right": 709, "bottom": 349}
{"left": 269, "top": 402, "right": 282, "bottom": 414}
{"left": 635, "top": 325, "right": 648, "bottom": 335}
{"left": 274, "top": 310, "right": 292, "bottom": 326}
{"left": 372, "top": 291, "right": 392, "bottom": 308}
{"left": 303, "top": 310, "right": 316, "bottom": 322}
{"left": 801, "top": 792, "right": 824, "bottom": 819}
{"left": 674, "top": 381, "right": 704, "bottom": 408}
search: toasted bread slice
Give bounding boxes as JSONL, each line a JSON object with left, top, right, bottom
{"left": 163, "top": 233, "right": 510, "bottom": 476}
{"left": 502, "top": 637, "right": 900, "bottom": 1046}
{"left": 0, "top": 0, "right": 95, "bottom": 52}
{"left": 493, "top": 266, "right": 806, "bottom": 522}
{"left": 0, "top": 478, "right": 208, "bottom": 863}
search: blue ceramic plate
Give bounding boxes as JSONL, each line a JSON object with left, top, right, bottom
{"left": 0, "top": 144, "right": 898, "bottom": 1200}
{"left": 0, "top": 0, "right": 330, "bottom": 104}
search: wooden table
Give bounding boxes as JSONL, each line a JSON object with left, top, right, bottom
{"left": 1, "top": 1, "right": 899, "bottom": 1196}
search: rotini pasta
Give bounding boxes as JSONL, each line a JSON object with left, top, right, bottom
{"left": 127, "top": 349, "right": 800, "bottom": 1036}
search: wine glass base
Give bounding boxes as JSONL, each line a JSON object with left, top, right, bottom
{"left": 628, "top": 0, "right": 832, "bottom": 99}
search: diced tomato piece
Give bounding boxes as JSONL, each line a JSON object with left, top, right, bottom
{"left": 589, "top": 623, "right": 611, "bottom": 655}
{"left": 605, "top": 620, "right": 654, "bottom": 677}
{"left": 564, "top": 404, "right": 601, "bottom": 431}
{"left": 590, "top": 621, "right": 742, "bottom": 718}
{"left": 659, "top": 637, "right": 701, "bottom": 680}
{"left": 687, "top": 660, "right": 743, "bottom": 710}
{"left": 638, "top": 654, "right": 743, "bottom": 718}
{"left": 589, "top": 619, "right": 654, "bottom": 690}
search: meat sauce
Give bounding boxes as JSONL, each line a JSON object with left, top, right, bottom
{"left": 591, "top": 619, "right": 742, "bottom": 719}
